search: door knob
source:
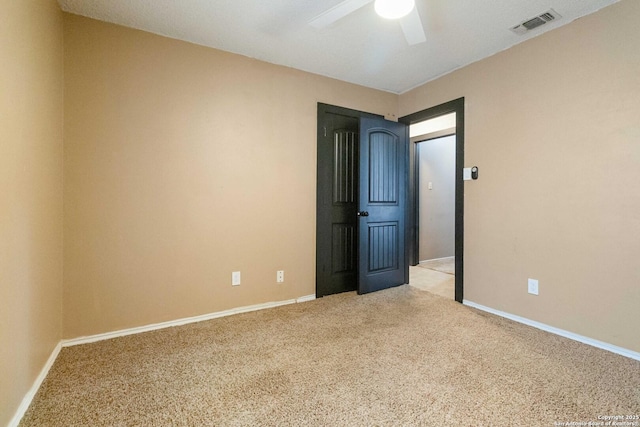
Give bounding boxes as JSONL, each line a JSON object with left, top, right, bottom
{"left": 357, "top": 211, "right": 369, "bottom": 217}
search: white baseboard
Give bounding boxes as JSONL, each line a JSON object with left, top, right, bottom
{"left": 296, "top": 294, "right": 316, "bottom": 303}
{"left": 463, "top": 300, "right": 640, "bottom": 362}
{"left": 8, "top": 342, "right": 62, "bottom": 427}
{"left": 62, "top": 294, "right": 318, "bottom": 348}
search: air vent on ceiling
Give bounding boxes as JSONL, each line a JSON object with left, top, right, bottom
{"left": 510, "top": 9, "right": 561, "bottom": 35}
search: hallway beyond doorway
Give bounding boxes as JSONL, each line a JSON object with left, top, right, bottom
{"left": 409, "top": 257, "right": 455, "bottom": 299}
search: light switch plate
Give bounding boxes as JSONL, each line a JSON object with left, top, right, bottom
{"left": 232, "top": 271, "right": 241, "bottom": 286}
{"left": 528, "top": 278, "right": 539, "bottom": 295}
{"left": 463, "top": 168, "right": 472, "bottom": 181}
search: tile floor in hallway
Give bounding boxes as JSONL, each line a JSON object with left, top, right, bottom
{"left": 409, "top": 257, "right": 455, "bottom": 299}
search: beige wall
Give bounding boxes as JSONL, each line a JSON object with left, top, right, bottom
{"left": 62, "top": 14, "right": 397, "bottom": 339}
{"left": 0, "top": 0, "right": 64, "bottom": 424}
{"left": 400, "top": 0, "right": 640, "bottom": 352}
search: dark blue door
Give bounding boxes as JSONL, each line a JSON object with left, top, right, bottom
{"left": 358, "top": 118, "right": 408, "bottom": 294}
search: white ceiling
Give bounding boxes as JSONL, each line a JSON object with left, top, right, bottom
{"left": 57, "top": 0, "right": 619, "bottom": 94}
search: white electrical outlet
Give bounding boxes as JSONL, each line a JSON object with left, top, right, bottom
{"left": 528, "top": 278, "right": 539, "bottom": 295}
{"left": 232, "top": 271, "right": 241, "bottom": 286}
{"left": 276, "top": 270, "right": 284, "bottom": 283}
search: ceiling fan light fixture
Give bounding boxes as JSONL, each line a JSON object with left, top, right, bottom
{"left": 374, "top": 0, "right": 415, "bottom": 20}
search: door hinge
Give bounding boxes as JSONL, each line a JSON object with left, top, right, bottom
{"left": 324, "top": 126, "right": 327, "bottom": 137}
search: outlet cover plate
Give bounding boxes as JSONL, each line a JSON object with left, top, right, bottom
{"left": 528, "top": 278, "right": 539, "bottom": 295}
{"left": 276, "top": 270, "right": 284, "bottom": 283}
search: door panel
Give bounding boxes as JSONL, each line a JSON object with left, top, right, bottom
{"left": 332, "top": 223, "right": 356, "bottom": 273}
{"left": 333, "top": 131, "right": 358, "bottom": 204}
{"left": 367, "top": 222, "right": 398, "bottom": 272}
{"left": 316, "top": 108, "right": 359, "bottom": 297}
{"left": 368, "top": 133, "right": 398, "bottom": 204}
{"left": 358, "top": 118, "right": 408, "bottom": 294}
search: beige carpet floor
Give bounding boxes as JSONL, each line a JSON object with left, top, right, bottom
{"left": 21, "top": 286, "right": 639, "bottom": 426}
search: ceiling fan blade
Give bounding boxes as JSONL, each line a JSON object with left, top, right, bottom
{"left": 309, "top": 0, "right": 374, "bottom": 29}
{"left": 400, "top": 7, "right": 426, "bottom": 45}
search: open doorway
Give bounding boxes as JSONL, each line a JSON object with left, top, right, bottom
{"left": 411, "top": 115, "right": 456, "bottom": 299}
{"left": 399, "top": 98, "right": 464, "bottom": 302}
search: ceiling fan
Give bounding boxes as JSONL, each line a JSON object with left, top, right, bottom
{"left": 309, "top": 0, "right": 426, "bottom": 45}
